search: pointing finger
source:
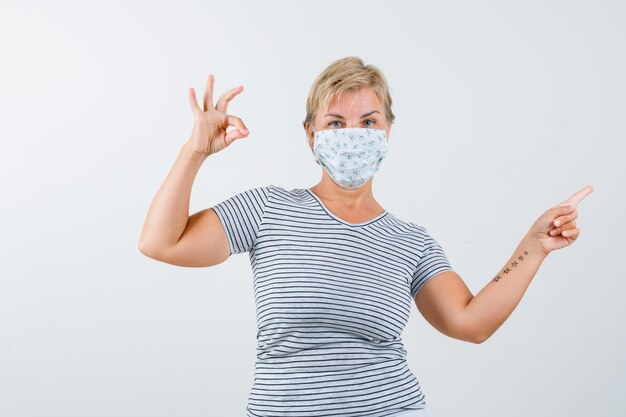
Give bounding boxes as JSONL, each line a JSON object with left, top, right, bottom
{"left": 559, "top": 185, "right": 594, "bottom": 207}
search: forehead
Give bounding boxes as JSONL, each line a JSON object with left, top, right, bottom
{"left": 324, "top": 87, "right": 382, "bottom": 116}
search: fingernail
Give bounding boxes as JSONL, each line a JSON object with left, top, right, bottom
{"left": 554, "top": 219, "right": 561, "bottom": 226}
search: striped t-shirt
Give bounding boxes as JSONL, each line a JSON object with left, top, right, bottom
{"left": 211, "top": 184, "right": 454, "bottom": 417}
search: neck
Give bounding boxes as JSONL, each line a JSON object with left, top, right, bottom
{"left": 310, "top": 175, "right": 375, "bottom": 208}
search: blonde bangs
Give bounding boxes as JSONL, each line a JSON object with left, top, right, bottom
{"left": 303, "top": 56, "right": 396, "bottom": 137}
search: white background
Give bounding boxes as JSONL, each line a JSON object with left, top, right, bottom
{"left": 1, "top": 1, "right": 624, "bottom": 416}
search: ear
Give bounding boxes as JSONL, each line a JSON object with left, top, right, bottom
{"left": 305, "top": 123, "right": 315, "bottom": 151}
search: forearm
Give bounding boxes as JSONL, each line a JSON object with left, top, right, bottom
{"left": 465, "top": 233, "right": 548, "bottom": 343}
{"left": 139, "top": 141, "right": 209, "bottom": 253}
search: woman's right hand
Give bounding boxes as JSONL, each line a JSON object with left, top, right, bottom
{"left": 186, "top": 74, "right": 249, "bottom": 157}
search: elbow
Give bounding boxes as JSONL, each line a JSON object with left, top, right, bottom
{"left": 447, "top": 317, "right": 490, "bottom": 344}
{"left": 471, "top": 328, "right": 494, "bottom": 344}
{"left": 138, "top": 239, "right": 159, "bottom": 258}
{"left": 463, "top": 300, "right": 493, "bottom": 344}
{"left": 138, "top": 239, "right": 148, "bottom": 255}
{"left": 458, "top": 313, "right": 490, "bottom": 344}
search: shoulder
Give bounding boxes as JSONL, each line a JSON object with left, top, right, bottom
{"left": 386, "top": 216, "right": 441, "bottom": 251}
{"left": 383, "top": 212, "right": 427, "bottom": 236}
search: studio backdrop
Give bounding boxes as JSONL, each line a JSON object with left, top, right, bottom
{"left": 1, "top": 1, "right": 624, "bottom": 416}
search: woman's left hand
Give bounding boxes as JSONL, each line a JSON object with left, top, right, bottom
{"left": 526, "top": 185, "right": 594, "bottom": 256}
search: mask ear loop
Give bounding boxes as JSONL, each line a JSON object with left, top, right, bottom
{"left": 310, "top": 128, "right": 322, "bottom": 166}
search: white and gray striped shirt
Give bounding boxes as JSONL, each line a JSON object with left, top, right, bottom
{"left": 211, "top": 184, "right": 454, "bottom": 417}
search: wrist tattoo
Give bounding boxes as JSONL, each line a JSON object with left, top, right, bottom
{"left": 492, "top": 250, "right": 529, "bottom": 282}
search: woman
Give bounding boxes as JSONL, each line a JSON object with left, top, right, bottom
{"left": 139, "top": 56, "right": 593, "bottom": 417}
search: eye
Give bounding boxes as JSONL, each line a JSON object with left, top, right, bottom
{"left": 363, "top": 119, "right": 375, "bottom": 127}
{"left": 328, "top": 120, "right": 342, "bottom": 128}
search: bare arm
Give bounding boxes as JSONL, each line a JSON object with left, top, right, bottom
{"left": 416, "top": 186, "right": 593, "bottom": 343}
{"left": 138, "top": 74, "right": 250, "bottom": 267}
{"left": 415, "top": 270, "right": 477, "bottom": 343}
{"left": 138, "top": 143, "right": 231, "bottom": 267}
{"left": 463, "top": 233, "right": 546, "bottom": 343}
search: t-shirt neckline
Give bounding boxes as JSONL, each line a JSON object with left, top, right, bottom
{"left": 305, "top": 188, "right": 388, "bottom": 227}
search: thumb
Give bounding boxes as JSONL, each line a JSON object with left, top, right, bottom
{"left": 545, "top": 204, "right": 576, "bottom": 222}
{"left": 531, "top": 204, "right": 576, "bottom": 234}
{"left": 554, "top": 203, "right": 576, "bottom": 214}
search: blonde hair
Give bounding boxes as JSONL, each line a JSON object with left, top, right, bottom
{"left": 302, "top": 56, "right": 396, "bottom": 139}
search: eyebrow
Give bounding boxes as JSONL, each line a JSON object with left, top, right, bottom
{"left": 323, "top": 110, "right": 381, "bottom": 119}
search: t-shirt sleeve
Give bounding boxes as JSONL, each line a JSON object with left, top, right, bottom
{"left": 410, "top": 226, "right": 454, "bottom": 299}
{"left": 210, "top": 185, "right": 273, "bottom": 255}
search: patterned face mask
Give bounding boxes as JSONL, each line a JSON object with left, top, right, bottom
{"left": 312, "top": 127, "right": 388, "bottom": 190}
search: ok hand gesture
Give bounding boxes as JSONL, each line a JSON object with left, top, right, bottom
{"left": 187, "top": 74, "right": 249, "bottom": 157}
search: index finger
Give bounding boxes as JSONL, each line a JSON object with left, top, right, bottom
{"left": 559, "top": 185, "right": 594, "bottom": 207}
{"left": 216, "top": 85, "right": 244, "bottom": 114}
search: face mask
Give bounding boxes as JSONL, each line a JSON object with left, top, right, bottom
{"left": 312, "top": 127, "right": 388, "bottom": 190}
